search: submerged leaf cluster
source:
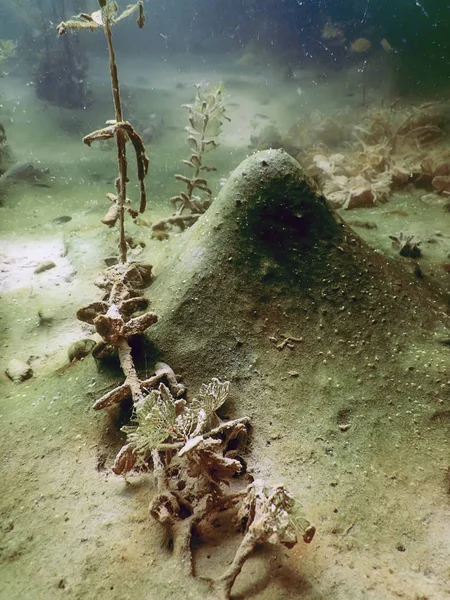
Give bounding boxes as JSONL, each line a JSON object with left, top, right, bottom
{"left": 172, "top": 83, "right": 230, "bottom": 216}
{"left": 0, "top": 39, "right": 17, "bottom": 65}
{"left": 57, "top": 0, "right": 144, "bottom": 36}
{"left": 122, "top": 378, "right": 230, "bottom": 459}
{"left": 184, "top": 83, "right": 230, "bottom": 155}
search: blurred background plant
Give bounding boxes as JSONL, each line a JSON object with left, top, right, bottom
{"left": 0, "top": 39, "right": 17, "bottom": 71}
{"left": 0, "top": 0, "right": 90, "bottom": 108}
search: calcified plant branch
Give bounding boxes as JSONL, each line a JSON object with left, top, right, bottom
{"left": 57, "top": 1, "right": 148, "bottom": 263}
{"left": 110, "top": 375, "right": 315, "bottom": 598}
{"left": 76, "top": 261, "right": 159, "bottom": 437}
{"left": 211, "top": 480, "right": 316, "bottom": 600}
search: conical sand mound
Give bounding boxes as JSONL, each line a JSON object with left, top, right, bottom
{"left": 146, "top": 148, "right": 450, "bottom": 598}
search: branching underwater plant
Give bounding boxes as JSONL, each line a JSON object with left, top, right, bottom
{"left": 57, "top": 0, "right": 148, "bottom": 263}
{"left": 152, "top": 83, "right": 229, "bottom": 235}
{"left": 105, "top": 370, "right": 316, "bottom": 599}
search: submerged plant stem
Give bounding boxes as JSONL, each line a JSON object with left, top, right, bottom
{"left": 117, "top": 339, "right": 144, "bottom": 405}
{"left": 105, "top": 22, "right": 128, "bottom": 263}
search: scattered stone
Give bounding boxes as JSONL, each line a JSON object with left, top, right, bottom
{"left": 345, "top": 187, "right": 376, "bottom": 209}
{"left": 104, "top": 257, "right": 119, "bottom": 267}
{"left": 125, "top": 235, "right": 145, "bottom": 249}
{"left": 68, "top": 339, "right": 96, "bottom": 362}
{"left": 5, "top": 359, "right": 33, "bottom": 383}
{"left": 37, "top": 309, "right": 54, "bottom": 326}
{"left": 34, "top": 260, "right": 56, "bottom": 274}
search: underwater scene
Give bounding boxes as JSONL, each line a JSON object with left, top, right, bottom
{"left": 0, "top": 1, "right": 449, "bottom": 599}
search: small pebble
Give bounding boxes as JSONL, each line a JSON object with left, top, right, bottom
{"left": 5, "top": 359, "right": 33, "bottom": 383}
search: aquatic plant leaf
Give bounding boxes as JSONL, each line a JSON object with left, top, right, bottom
{"left": 0, "top": 40, "right": 17, "bottom": 62}
{"left": 174, "top": 174, "right": 192, "bottom": 184}
{"left": 193, "top": 183, "right": 212, "bottom": 194}
{"left": 91, "top": 10, "right": 104, "bottom": 25}
{"left": 122, "top": 390, "right": 168, "bottom": 453}
{"left": 190, "top": 154, "right": 201, "bottom": 167}
{"left": 182, "top": 160, "right": 197, "bottom": 169}
{"left": 57, "top": 17, "right": 102, "bottom": 35}
{"left": 83, "top": 123, "right": 118, "bottom": 146}
{"left": 174, "top": 408, "right": 198, "bottom": 441}
{"left": 115, "top": 1, "right": 141, "bottom": 24}
{"left": 202, "top": 139, "right": 219, "bottom": 152}
{"left": 170, "top": 194, "right": 185, "bottom": 206}
{"left": 191, "top": 379, "right": 230, "bottom": 419}
{"left": 187, "top": 136, "right": 200, "bottom": 151}
{"left": 121, "top": 381, "right": 187, "bottom": 455}
{"left": 189, "top": 112, "right": 207, "bottom": 134}
{"left": 185, "top": 127, "right": 202, "bottom": 137}
{"left": 150, "top": 383, "right": 178, "bottom": 438}
{"left": 101, "top": 1, "right": 119, "bottom": 26}
{"left": 193, "top": 177, "right": 208, "bottom": 186}
{"left": 118, "top": 121, "right": 149, "bottom": 212}
{"left": 137, "top": 1, "right": 145, "bottom": 28}
{"left": 203, "top": 118, "right": 223, "bottom": 138}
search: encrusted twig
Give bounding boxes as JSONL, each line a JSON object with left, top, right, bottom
{"left": 93, "top": 361, "right": 186, "bottom": 410}
{"left": 269, "top": 333, "right": 303, "bottom": 351}
{"left": 151, "top": 214, "right": 201, "bottom": 234}
{"left": 211, "top": 480, "right": 315, "bottom": 600}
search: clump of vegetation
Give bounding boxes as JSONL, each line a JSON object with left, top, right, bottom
{"left": 152, "top": 83, "right": 229, "bottom": 236}
{"left": 0, "top": 39, "right": 17, "bottom": 68}
{"left": 107, "top": 371, "right": 315, "bottom": 598}
{"left": 57, "top": 1, "right": 148, "bottom": 263}
{"left": 298, "top": 102, "right": 450, "bottom": 210}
